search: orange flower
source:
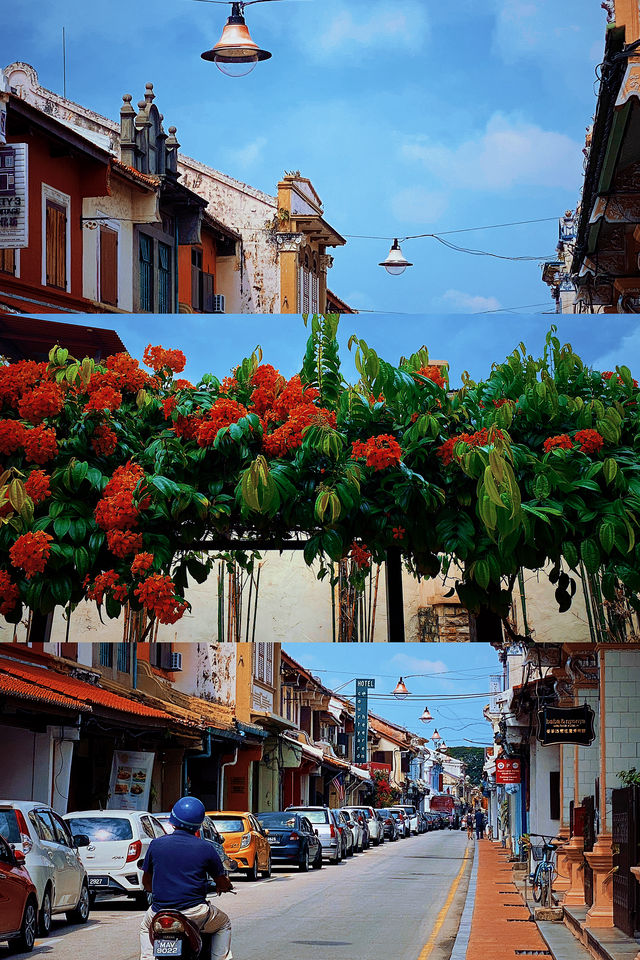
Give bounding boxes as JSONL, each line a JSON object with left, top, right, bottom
{"left": 350, "top": 435, "right": 402, "bottom": 470}
{"left": 392, "top": 526, "right": 405, "bottom": 540}
{"left": 95, "top": 463, "right": 148, "bottom": 531}
{"left": 134, "top": 574, "right": 188, "bottom": 624}
{"left": 106, "top": 529, "right": 144, "bottom": 558}
{"left": 0, "top": 419, "right": 26, "bottom": 456}
{"left": 143, "top": 345, "right": 186, "bottom": 374}
{"left": 197, "top": 399, "right": 248, "bottom": 447}
{"left": 543, "top": 434, "right": 573, "bottom": 453}
{"left": 85, "top": 569, "right": 128, "bottom": 604}
{"left": 0, "top": 570, "right": 20, "bottom": 615}
{"left": 575, "top": 429, "right": 604, "bottom": 454}
{"left": 18, "top": 381, "right": 65, "bottom": 424}
{"left": 91, "top": 422, "right": 118, "bottom": 456}
{"left": 415, "top": 365, "right": 446, "bottom": 389}
{"left": 9, "top": 531, "right": 53, "bottom": 579}
{"left": 24, "top": 470, "right": 51, "bottom": 504}
{"left": 84, "top": 385, "right": 123, "bottom": 414}
{"left": 350, "top": 541, "right": 372, "bottom": 569}
{"left": 131, "top": 552, "right": 155, "bottom": 577}
{"left": 23, "top": 426, "right": 58, "bottom": 465}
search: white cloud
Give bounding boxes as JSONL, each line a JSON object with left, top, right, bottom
{"left": 390, "top": 187, "right": 448, "bottom": 224}
{"left": 390, "top": 654, "right": 448, "bottom": 675}
{"left": 312, "top": 1, "right": 429, "bottom": 55}
{"left": 591, "top": 326, "right": 640, "bottom": 375}
{"left": 226, "top": 136, "right": 268, "bottom": 169}
{"left": 490, "top": 0, "right": 602, "bottom": 66}
{"left": 437, "top": 289, "right": 502, "bottom": 313}
{"left": 401, "top": 112, "right": 582, "bottom": 192}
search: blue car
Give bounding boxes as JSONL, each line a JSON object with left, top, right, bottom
{"left": 256, "top": 812, "right": 323, "bottom": 872}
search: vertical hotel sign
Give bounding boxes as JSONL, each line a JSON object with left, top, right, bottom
{"left": 0, "top": 143, "right": 28, "bottom": 248}
{"left": 355, "top": 678, "right": 375, "bottom": 764}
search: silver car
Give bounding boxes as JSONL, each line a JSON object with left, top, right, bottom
{"left": 341, "top": 806, "right": 384, "bottom": 846}
{"left": 285, "top": 806, "right": 342, "bottom": 863}
{"left": 0, "top": 800, "right": 90, "bottom": 937}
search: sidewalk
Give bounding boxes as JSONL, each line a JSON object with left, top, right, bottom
{"left": 464, "top": 840, "right": 552, "bottom": 960}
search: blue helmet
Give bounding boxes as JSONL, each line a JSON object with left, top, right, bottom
{"left": 169, "top": 796, "right": 206, "bottom": 832}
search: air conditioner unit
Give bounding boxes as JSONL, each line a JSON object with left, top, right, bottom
{"left": 170, "top": 651, "right": 183, "bottom": 671}
{"left": 212, "top": 294, "right": 225, "bottom": 313}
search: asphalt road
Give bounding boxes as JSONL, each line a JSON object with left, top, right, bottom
{"left": 3, "top": 830, "right": 473, "bottom": 960}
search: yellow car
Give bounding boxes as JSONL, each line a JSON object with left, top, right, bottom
{"left": 206, "top": 811, "right": 272, "bottom": 881}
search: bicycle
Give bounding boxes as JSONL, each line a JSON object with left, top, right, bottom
{"left": 524, "top": 834, "right": 560, "bottom": 907}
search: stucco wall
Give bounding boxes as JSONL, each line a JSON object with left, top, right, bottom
{"left": 604, "top": 648, "right": 640, "bottom": 820}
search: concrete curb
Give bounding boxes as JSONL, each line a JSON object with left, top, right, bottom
{"left": 450, "top": 843, "right": 478, "bottom": 960}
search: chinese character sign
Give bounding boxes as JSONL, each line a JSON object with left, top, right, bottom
{"left": 0, "top": 144, "right": 28, "bottom": 248}
{"left": 355, "top": 678, "right": 375, "bottom": 765}
{"left": 536, "top": 705, "right": 596, "bottom": 745}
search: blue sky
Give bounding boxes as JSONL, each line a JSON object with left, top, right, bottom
{"left": 5, "top": 0, "right": 607, "bottom": 314}
{"left": 43, "top": 313, "right": 640, "bottom": 388}
{"left": 282, "top": 642, "right": 501, "bottom": 747}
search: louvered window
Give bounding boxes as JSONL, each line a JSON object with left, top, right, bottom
{"left": 158, "top": 241, "right": 171, "bottom": 313}
{"left": 45, "top": 200, "right": 67, "bottom": 289}
{"left": 139, "top": 234, "right": 153, "bottom": 311}
{"left": 191, "top": 248, "right": 203, "bottom": 311}
{"left": 99, "top": 226, "right": 118, "bottom": 306}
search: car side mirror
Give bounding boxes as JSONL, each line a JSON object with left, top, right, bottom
{"left": 13, "top": 849, "right": 26, "bottom": 865}
{"left": 73, "top": 834, "right": 91, "bottom": 848}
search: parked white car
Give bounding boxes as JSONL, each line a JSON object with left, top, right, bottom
{"left": 0, "top": 800, "right": 90, "bottom": 936}
{"left": 395, "top": 804, "right": 419, "bottom": 835}
{"left": 63, "top": 809, "right": 166, "bottom": 907}
{"left": 341, "top": 806, "right": 384, "bottom": 846}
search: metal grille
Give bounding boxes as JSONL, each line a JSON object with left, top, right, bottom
{"left": 612, "top": 785, "right": 640, "bottom": 938}
{"left": 158, "top": 242, "right": 171, "bottom": 313}
{"left": 98, "top": 643, "right": 113, "bottom": 668}
{"left": 116, "top": 642, "right": 130, "bottom": 674}
{"left": 139, "top": 234, "right": 153, "bottom": 311}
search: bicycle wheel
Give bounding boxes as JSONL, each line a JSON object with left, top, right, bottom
{"left": 531, "top": 867, "right": 543, "bottom": 903}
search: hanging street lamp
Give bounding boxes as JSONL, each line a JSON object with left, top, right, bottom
{"left": 419, "top": 705, "right": 433, "bottom": 723}
{"left": 392, "top": 677, "right": 410, "bottom": 700}
{"left": 379, "top": 238, "right": 413, "bottom": 276}
{"left": 201, "top": 2, "right": 272, "bottom": 77}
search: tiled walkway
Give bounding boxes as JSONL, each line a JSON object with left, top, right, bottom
{"left": 465, "top": 841, "right": 550, "bottom": 960}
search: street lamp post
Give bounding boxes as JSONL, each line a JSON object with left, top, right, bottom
{"left": 201, "top": 1, "right": 272, "bottom": 76}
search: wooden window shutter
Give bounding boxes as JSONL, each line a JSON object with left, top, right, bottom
{"left": 203, "top": 272, "right": 215, "bottom": 312}
{"left": 265, "top": 644, "right": 273, "bottom": 685}
{"left": 0, "top": 249, "right": 15, "bottom": 275}
{"left": 46, "top": 201, "right": 67, "bottom": 289}
{"left": 99, "top": 226, "right": 118, "bottom": 306}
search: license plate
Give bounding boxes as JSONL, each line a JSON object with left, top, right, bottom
{"left": 267, "top": 836, "right": 279, "bottom": 844}
{"left": 88, "top": 877, "right": 110, "bottom": 886}
{"left": 154, "top": 940, "right": 182, "bottom": 956}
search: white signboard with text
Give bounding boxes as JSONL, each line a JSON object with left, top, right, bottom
{"left": 0, "top": 142, "right": 27, "bottom": 248}
{"left": 108, "top": 750, "right": 155, "bottom": 812}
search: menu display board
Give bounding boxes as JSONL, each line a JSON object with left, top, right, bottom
{"left": 108, "top": 750, "right": 155, "bottom": 811}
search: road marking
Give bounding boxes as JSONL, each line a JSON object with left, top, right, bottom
{"left": 417, "top": 846, "right": 472, "bottom": 960}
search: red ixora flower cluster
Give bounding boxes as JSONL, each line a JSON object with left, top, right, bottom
{"left": 131, "top": 552, "right": 155, "bottom": 577}
{"left": 91, "top": 422, "right": 118, "bottom": 457}
{"left": 350, "top": 541, "right": 372, "bottom": 569}
{"left": 95, "top": 463, "right": 149, "bottom": 561}
{"left": 575, "top": 429, "right": 605, "bottom": 454}
{"left": 9, "top": 531, "right": 53, "bottom": 579}
{"left": 84, "top": 569, "right": 128, "bottom": 604}
{"left": 0, "top": 570, "right": 20, "bottom": 616}
{"left": 415, "top": 365, "right": 446, "bottom": 389}
{"left": 0, "top": 420, "right": 26, "bottom": 456}
{"left": 23, "top": 426, "right": 58, "bottom": 465}
{"left": 543, "top": 434, "right": 573, "bottom": 454}
{"left": 197, "top": 398, "right": 248, "bottom": 448}
{"left": 0, "top": 360, "right": 47, "bottom": 409}
{"left": 104, "top": 352, "right": 159, "bottom": 393}
{"left": 24, "top": 470, "right": 51, "bottom": 504}
{"left": 134, "top": 573, "right": 188, "bottom": 624}
{"left": 603, "top": 371, "right": 639, "bottom": 389}
{"left": 84, "top": 385, "right": 123, "bottom": 414}
{"left": 143, "top": 345, "right": 187, "bottom": 375}
{"left": 351, "top": 435, "right": 403, "bottom": 470}
{"left": 106, "top": 529, "right": 144, "bottom": 558}
{"left": 263, "top": 404, "right": 336, "bottom": 458}
{"left": 437, "top": 427, "right": 503, "bottom": 466}
{"left": 18, "top": 381, "right": 65, "bottom": 424}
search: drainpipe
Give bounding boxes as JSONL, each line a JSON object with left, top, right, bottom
{"left": 219, "top": 748, "right": 239, "bottom": 810}
{"left": 183, "top": 729, "right": 213, "bottom": 796}
{"left": 132, "top": 642, "right": 138, "bottom": 690}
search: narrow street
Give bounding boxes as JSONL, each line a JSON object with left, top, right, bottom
{"left": 3, "top": 831, "right": 472, "bottom": 960}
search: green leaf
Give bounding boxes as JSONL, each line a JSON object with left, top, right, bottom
{"left": 321, "top": 529, "right": 343, "bottom": 562}
{"left": 580, "top": 538, "right": 601, "bottom": 575}
{"left": 598, "top": 521, "right": 615, "bottom": 555}
{"left": 474, "top": 558, "right": 490, "bottom": 591}
{"left": 603, "top": 458, "right": 618, "bottom": 484}
{"left": 534, "top": 474, "right": 550, "bottom": 500}
{"left": 53, "top": 517, "right": 71, "bottom": 539}
{"left": 562, "top": 542, "right": 579, "bottom": 570}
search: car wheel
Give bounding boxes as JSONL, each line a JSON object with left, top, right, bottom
{"left": 65, "top": 881, "right": 90, "bottom": 925}
{"left": 260, "top": 855, "right": 271, "bottom": 879}
{"left": 246, "top": 859, "right": 259, "bottom": 881}
{"left": 299, "top": 848, "right": 310, "bottom": 872}
{"left": 39, "top": 886, "right": 52, "bottom": 937}
{"left": 312, "top": 847, "right": 322, "bottom": 869}
{"left": 10, "top": 897, "right": 37, "bottom": 953}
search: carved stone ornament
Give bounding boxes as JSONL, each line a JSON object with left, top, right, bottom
{"left": 275, "top": 232, "right": 304, "bottom": 254}
{"left": 565, "top": 653, "right": 599, "bottom": 685}
{"left": 319, "top": 254, "right": 334, "bottom": 270}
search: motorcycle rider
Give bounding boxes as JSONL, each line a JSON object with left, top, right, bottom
{"left": 139, "top": 796, "right": 234, "bottom": 960}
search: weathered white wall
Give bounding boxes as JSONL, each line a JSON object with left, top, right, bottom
{"left": 0, "top": 725, "right": 53, "bottom": 805}
{"left": 517, "top": 567, "right": 591, "bottom": 643}
{"left": 171, "top": 642, "right": 236, "bottom": 707}
{"left": 529, "top": 738, "right": 560, "bottom": 838}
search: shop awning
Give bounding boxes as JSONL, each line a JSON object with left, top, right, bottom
{"left": 349, "top": 765, "right": 373, "bottom": 782}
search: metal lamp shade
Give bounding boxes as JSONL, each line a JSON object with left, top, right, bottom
{"left": 392, "top": 677, "right": 410, "bottom": 699}
{"left": 202, "top": 14, "right": 272, "bottom": 76}
{"left": 379, "top": 239, "right": 413, "bottom": 275}
{"left": 419, "top": 706, "right": 433, "bottom": 723}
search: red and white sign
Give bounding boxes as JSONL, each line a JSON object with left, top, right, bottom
{"left": 495, "top": 758, "right": 521, "bottom": 784}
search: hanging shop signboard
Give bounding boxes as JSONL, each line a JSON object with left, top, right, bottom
{"left": 536, "top": 705, "right": 596, "bottom": 746}
{"left": 495, "top": 758, "right": 521, "bottom": 784}
{"left": 108, "top": 750, "right": 155, "bottom": 811}
{"left": 0, "top": 143, "right": 27, "bottom": 248}
{"left": 354, "top": 678, "right": 375, "bottom": 765}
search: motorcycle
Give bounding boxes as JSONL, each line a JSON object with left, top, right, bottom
{"left": 149, "top": 886, "right": 235, "bottom": 959}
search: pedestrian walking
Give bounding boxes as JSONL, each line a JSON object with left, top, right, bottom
{"left": 466, "top": 812, "right": 474, "bottom": 840}
{"left": 475, "top": 807, "right": 485, "bottom": 840}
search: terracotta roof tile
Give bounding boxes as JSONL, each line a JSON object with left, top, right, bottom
{"left": 0, "top": 672, "right": 89, "bottom": 711}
